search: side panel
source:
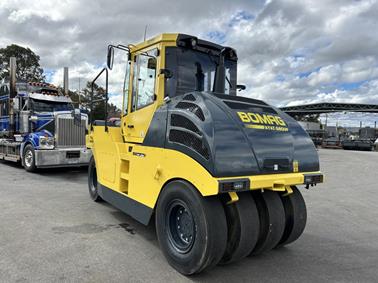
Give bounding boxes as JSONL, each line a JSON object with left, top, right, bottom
{"left": 125, "top": 144, "right": 219, "bottom": 208}
{"left": 91, "top": 126, "right": 124, "bottom": 190}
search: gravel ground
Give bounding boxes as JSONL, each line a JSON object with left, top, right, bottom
{"left": 0, "top": 149, "right": 377, "bottom": 283}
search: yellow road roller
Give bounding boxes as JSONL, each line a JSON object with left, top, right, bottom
{"left": 86, "top": 33, "right": 323, "bottom": 275}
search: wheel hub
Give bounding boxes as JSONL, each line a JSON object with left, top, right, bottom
{"left": 90, "top": 169, "right": 98, "bottom": 193}
{"left": 24, "top": 150, "right": 33, "bottom": 167}
{"left": 167, "top": 201, "right": 195, "bottom": 254}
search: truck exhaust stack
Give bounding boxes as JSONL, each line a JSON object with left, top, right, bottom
{"left": 63, "top": 67, "right": 69, "bottom": 96}
{"left": 9, "top": 57, "right": 17, "bottom": 136}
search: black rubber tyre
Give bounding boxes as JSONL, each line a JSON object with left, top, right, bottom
{"left": 277, "top": 186, "right": 307, "bottom": 247}
{"left": 219, "top": 192, "right": 260, "bottom": 264}
{"left": 23, "top": 144, "right": 37, "bottom": 172}
{"left": 88, "top": 157, "right": 102, "bottom": 202}
{"left": 155, "top": 180, "right": 227, "bottom": 275}
{"left": 250, "top": 190, "right": 285, "bottom": 255}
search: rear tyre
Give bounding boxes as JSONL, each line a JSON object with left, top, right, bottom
{"left": 277, "top": 186, "right": 307, "bottom": 247}
{"left": 88, "top": 157, "right": 102, "bottom": 202}
{"left": 23, "top": 144, "right": 37, "bottom": 172}
{"left": 155, "top": 180, "right": 227, "bottom": 275}
{"left": 219, "top": 192, "right": 260, "bottom": 264}
{"left": 250, "top": 190, "right": 285, "bottom": 255}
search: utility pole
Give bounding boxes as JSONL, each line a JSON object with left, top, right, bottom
{"left": 325, "top": 113, "right": 328, "bottom": 128}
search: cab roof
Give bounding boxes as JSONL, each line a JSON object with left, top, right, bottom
{"left": 130, "top": 33, "right": 237, "bottom": 59}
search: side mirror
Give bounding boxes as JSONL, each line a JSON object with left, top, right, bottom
{"left": 237, "top": 84, "right": 246, "bottom": 92}
{"left": 159, "top": 68, "right": 173, "bottom": 79}
{"left": 107, "top": 46, "right": 115, "bottom": 70}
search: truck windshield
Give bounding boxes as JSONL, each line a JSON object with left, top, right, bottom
{"left": 165, "top": 47, "right": 237, "bottom": 97}
{"left": 31, "top": 99, "right": 73, "bottom": 113}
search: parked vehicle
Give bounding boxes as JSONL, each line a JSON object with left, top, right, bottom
{"left": 342, "top": 139, "right": 375, "bottom": 151}
{"left": 87, "top": 33, "right": 324, "bottom": 275}
{"left": 0, "top": 59, "right": 91, "bottom": 171}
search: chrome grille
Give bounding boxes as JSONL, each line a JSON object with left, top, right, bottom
{"left": 56, "top": 116, "right": 86, "bottom": 147}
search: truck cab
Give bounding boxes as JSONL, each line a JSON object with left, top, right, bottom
{"left": 0, "top": 81, "right": 91, "bottom": 171}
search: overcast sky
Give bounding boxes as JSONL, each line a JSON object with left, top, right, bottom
{"left": 1, "top": 0, "right": 378, "bottom": 126}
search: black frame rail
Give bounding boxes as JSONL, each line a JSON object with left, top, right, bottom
{"left": 90, "top": 67, "right": 108, "bottom": 132}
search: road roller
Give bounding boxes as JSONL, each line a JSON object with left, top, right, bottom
{"left": 86, "top": 33, "right": 324, "bottom": 275}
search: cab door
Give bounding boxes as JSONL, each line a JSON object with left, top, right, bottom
{"left": 123, "top": 48, "right": 160, "bottom": 143}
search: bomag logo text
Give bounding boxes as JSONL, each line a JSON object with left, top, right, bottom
{"left": 237, "top": 111, "right": 288, "bottom": 132}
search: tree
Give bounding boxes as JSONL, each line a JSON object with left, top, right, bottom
{"left": 0, "top": 44, "right": 45, "bottom": 82}
{"left": 80, "top": 81, "right": 121, "bottom": 120}
{"left": 296, "top": 114, "right": 320, "bottom": 123}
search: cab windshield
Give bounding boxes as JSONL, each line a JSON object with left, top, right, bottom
{"left": 31, "top": 99, "right": 73, "bottom": 113}
{"left": 165, "top": 47, "right": 237, "bottom": 97}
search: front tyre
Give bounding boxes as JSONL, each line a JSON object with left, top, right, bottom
{"left": 156, "top": 180, "right": 227, "bottom": 275}
{"left": 23, "top": 145, "right": 37, "bottom": 172}
{"left": 88, "top": 157, "right": 102, "bottom": 202}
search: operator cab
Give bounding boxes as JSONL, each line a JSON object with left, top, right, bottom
{"left": 100, "top": 33, "right": 243, "bottom": 144}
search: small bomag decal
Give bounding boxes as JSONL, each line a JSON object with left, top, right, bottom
{"left": 237, "top": 111, "right": 289, "bottom": 132}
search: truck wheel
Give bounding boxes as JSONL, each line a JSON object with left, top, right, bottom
{"left": 219, "top": 192, "right": 259, "bottom": 264}
{"left": 155, "top": 180, "right": 227, "bottom": 275}
{"left": 88, "top": 157, "right": 102, "bottom": 202}
{"left": 23, "top": 145, "right": 37, "bottom": 172}
{"left": 249, "top": 190, "right": 285, "bottom": 256}
{"left": 277, "top": 186, "right": 307, "bottom": 247}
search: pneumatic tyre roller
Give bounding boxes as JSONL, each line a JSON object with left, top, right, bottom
{"left": 87, "top": 33, "right": 324, "bottom": 275}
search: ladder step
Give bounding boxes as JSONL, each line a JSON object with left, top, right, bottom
{"left": 120, "top": 172, "right": 129, "bottom": 180}
{"left": 120, "top": 153, "right": 129, "bottom": 160}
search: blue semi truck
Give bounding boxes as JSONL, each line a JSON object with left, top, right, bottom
{"left": 0, "top": 58, "right": 91, "bottom": 172}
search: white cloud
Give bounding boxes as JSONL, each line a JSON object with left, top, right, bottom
{"left": 1, "top": 0, "right": 378, "bottom": 125}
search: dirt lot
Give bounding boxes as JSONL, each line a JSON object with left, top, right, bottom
{"left": 1, "top": 149, "right": 377, "bottom": 282}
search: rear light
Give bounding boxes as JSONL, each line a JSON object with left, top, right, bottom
{"left": 303, "top": 173, "right": 324, "bottom": 184}
{"left": 218, "top": 179, "right": 250, "bottom": 193}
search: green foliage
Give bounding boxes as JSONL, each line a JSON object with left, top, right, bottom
{"left": 76, "top": 81, "right": 121, "bottom": 120}
{"left": 0, "top": 44, "right": 45, "bottom": 82}
{"left": 297, "top": 114, "right": 320, "bottom": 123}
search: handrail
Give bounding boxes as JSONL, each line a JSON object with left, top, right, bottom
{"left": 90, "top": 67, "right": 108, "bottom": 132}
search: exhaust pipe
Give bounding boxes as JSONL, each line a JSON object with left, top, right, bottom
{"left": 9, "top": 57, "right": 16, "bottom": 136}
{"left": 9, "top": 57, "right": 16, "bottom": 98}
{"left": 63, "top": 67, "right": 69, "bottom": 96}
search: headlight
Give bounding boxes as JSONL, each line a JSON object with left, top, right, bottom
{"left": 39, "top": 136, "right": 55, "bottom": 149}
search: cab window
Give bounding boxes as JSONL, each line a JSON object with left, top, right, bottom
{"left": 0, "top": 100, "right": 8, "bottom": 116}
{"left": 132, "top": 49, "right": 157, "bottom": 111}
{"left": 0, "top": 85, "right": 8, "bottom": 96}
